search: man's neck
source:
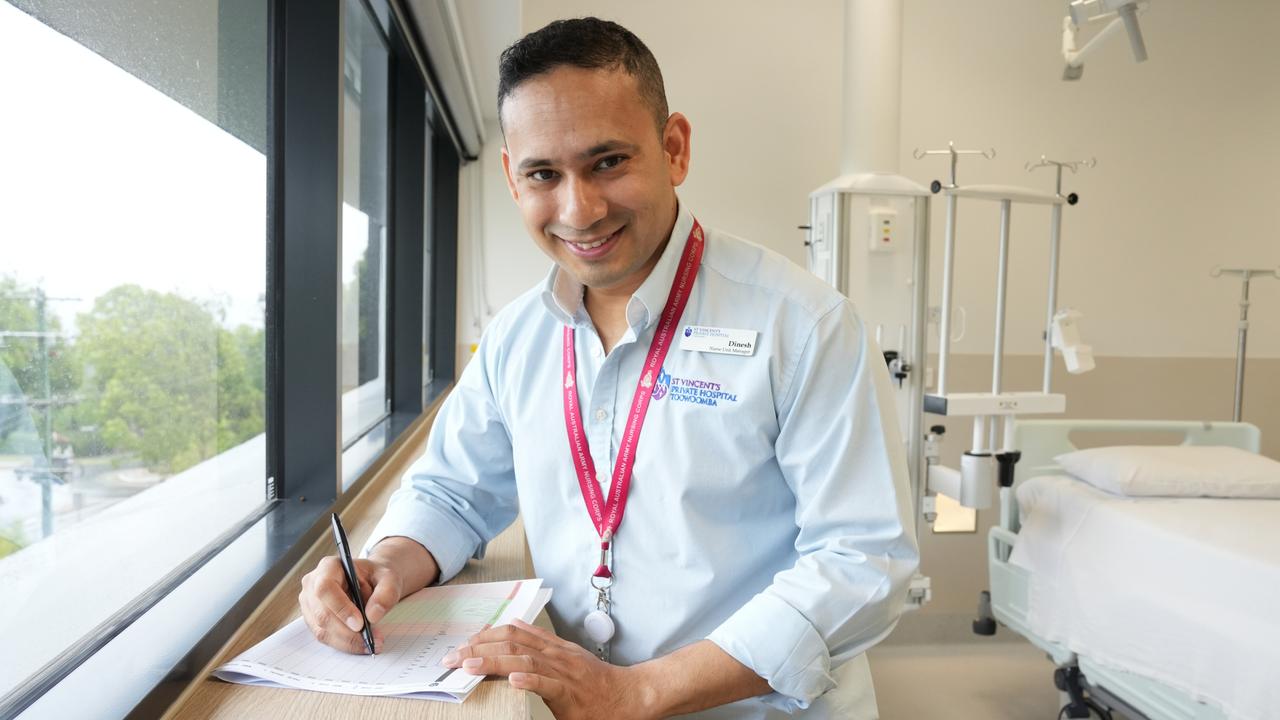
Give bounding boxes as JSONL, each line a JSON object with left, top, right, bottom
{"left": 583, "top": 205, "right": 679, "bottom": 355}
{"left": 584, "top": 288, "right": 632, "bottom": 355}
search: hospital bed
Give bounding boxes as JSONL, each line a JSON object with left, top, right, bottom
{"left": 984, "top": 419, "right": 1279, "bottom": 720}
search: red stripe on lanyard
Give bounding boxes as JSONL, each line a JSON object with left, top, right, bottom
{"left": 562, "top": 220, "right": 705, "bottom": 574}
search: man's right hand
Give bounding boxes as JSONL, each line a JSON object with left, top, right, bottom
{"left": 298, "top": 535, "right": 441, "bottom": 654}
{"left": 298, "top": 555, "right": 402, "bottom": 654}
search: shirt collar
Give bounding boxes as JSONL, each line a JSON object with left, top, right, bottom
{"left": 540, "top": 203, "right": 696, "bottom": 331}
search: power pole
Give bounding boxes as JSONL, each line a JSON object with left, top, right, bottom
{"left": 37, "top": 288, "right": 54, "bottom": 539}
{"left": 2, "top": 289, "right": 78, "bottom": 540}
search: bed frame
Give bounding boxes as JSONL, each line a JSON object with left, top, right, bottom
{"left": 985, "top": 419, "right": 1261, "bottom": 720}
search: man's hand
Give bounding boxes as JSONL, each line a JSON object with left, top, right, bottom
{"left": 298, "top": 555, "right": 402, "bottom": 654}
{"left": 298, "top": 535, "right": 439, "bottom": 655}
{"left": 442, "top": 619, "right": 657, "bottom": 720}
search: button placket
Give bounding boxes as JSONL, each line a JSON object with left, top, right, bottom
{"left": 585, "top": 341, "right": 621, "bottom": 489}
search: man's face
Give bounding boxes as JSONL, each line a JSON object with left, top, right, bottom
{"left": 500, "top": 66, "right": 691, "bottom": 293}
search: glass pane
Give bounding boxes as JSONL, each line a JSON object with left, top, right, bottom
{"left": 0, "top": 0, "right": 267, "bottom": 695}
{"left": 340, "top": 0, "right": 390, "bottom": 446}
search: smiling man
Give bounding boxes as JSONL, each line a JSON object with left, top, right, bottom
{"left": 299, "top": 17, "right": 918, "bottom": 719}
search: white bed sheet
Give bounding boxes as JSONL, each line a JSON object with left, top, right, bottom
{"left": 1009, "top": 475, "right": 1280, "bottom": 720}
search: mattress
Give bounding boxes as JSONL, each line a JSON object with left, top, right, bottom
{"left": 1009, "top": 475, "right": 1280, "bottom": 720}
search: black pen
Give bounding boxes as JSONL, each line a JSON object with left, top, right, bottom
{"left": 330, "top": 512, "right": 376, "bottom": 655}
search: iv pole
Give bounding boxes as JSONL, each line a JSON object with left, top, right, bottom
{"left": 1210, "top": 266, "right": 1279, "bottom": 422}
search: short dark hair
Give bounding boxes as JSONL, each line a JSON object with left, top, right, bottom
{"left": 497, "top": 17, "right": 669, "bottom": 134}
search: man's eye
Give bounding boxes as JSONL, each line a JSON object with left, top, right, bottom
{"left": 528, "top": 169, "right": 557, "bottom": 182}
{"left": 596, "top": 155, "right": 627, "bottom": 171}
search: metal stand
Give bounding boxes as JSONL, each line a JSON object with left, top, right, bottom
{"left": 1210, "top": 266, "right": 1279, "bottom": 422}
{"left": 913, "top": 145, "right": 1087, "bottom": 511}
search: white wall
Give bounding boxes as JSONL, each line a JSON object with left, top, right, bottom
{"left": 457, "top": 0, "right": 1280, "bottom": 360}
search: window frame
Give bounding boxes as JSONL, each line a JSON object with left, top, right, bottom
{"left": 0, "top": 0, "right": 465, "bottom": 715}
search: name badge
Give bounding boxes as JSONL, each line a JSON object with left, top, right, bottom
{"left": 679, "top": 326, "right": 758, "bottom": 356}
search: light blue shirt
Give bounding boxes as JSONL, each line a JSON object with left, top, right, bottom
{"left": 367, "top": 204, "right": 919, "bottom": 718}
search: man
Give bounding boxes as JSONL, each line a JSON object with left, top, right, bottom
{"left": 300, "top": 17, "right": 918, "bottom": 719}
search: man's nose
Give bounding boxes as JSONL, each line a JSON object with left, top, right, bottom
{"left": 558, "top": 176, "right": 607, "bottom": 231}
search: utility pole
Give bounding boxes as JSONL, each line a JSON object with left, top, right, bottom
{"left": 2, "top": 288, "right": 79, "bottom": 539}
{"left": 37, "top": 289, "right": 55, "bottom": 539}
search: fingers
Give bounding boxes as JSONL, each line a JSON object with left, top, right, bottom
{"left": 299, "top": 592, "right": 381, "bottom": 654}
{"left": 444, "top": 640, "right": 544, "bottom": 668}
{"left": 299, "top": 556, "right": 386, "bottom": 655}
{"left": 315, "top": 578, "right": 366, "bottom": 633}
{"left": 462, "top": 622, "right": 552, "bottom": 654}
{"left": 510, "top": 619, "right": 557, "bottom": 641}
{"left": 509, "top": 671, "right": 566, "bottom": 703}
{"left": 457, "top": 650, "right": 542, "bottom": 677}
{"left": 363, "top": 562, "right": 402, "bottom": 625}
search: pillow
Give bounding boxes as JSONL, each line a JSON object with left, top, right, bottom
{"left": 1054, "top": 445, "right": 1280, "bottom": 498}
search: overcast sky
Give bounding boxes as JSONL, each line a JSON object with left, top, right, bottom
{"left": 0, "top": 2, "right": 268, "bottom": 334}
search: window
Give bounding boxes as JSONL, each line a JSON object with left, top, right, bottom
{"left": 0, "top": 0, "right": 267, "bottom": 700}
{"left": 340, "top": 0, "right": 391, "bottom": 448}
{"left": 0, "top": 0, "right": 464, "bottom": 713}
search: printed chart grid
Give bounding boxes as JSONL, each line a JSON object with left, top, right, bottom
{"left": 215, "top": 579, "right": 546, "bottom": 701}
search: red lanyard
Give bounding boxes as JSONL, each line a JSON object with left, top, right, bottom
{"left": 562, "top": 220, "right": 704, "bottom": 581}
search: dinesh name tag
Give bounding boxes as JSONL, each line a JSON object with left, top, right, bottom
{"left": 679, "top": 326, "right": 758, "bottom": 356}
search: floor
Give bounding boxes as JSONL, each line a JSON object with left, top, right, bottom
{"left": 869, "top": 641, "right": 1066, "bottom": 719}
{"left": 529, "top": 639, "right": 1078, "bottom": 719}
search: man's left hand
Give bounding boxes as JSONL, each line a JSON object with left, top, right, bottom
{"left": 441, "top": 619, "right": 654, "bottom": 720}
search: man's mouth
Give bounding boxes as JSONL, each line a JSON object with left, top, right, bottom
{"left": 560, "top": 227, "right": 623, "bottom": 258}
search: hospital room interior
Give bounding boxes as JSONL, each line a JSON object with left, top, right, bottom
{"left": 1, "top": 0, "right": 1277, "bottom": 718}
{"left": 457, "top": 1, "right": 1280, "bottom": 718}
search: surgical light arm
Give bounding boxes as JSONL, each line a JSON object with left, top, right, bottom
{"left": 1062, "top": 0, "right": 1149, "bottom": 80}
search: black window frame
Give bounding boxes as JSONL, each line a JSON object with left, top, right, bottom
{"left": 0, "top": 0, "right": 466, "bottom": 715}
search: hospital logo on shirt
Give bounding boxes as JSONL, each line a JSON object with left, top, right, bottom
{"left": 650, "top": 367, "right": 738, "bottom": 407}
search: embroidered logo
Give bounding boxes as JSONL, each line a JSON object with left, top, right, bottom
{"left": 651, "top": 368, "right": 670, "bottom": 400}
{"left": 649, "top": 366, "right": 738, "bottom": 407}
{"left": 640, "top": 371, "right": 653, "bottom": 389}
{"left": 684, "top": 327, "right": 693, "bottom": 338}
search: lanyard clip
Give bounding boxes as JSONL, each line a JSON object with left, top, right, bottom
{"left": 591, "top": 532, "right": 613, "bottom": 589}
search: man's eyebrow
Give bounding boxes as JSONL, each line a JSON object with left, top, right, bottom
{"left": 515, "top": 141, "right": 639, "bottom": 172}
{"left": 517, "top": 156, "right": 553, "bottom": 171}
{"left": 581, "top": 140, "right": 638, "bottom": 159}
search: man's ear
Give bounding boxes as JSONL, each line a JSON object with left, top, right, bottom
{"left": 662, "top": 112, "right": 692, "bottom": 187}
{"left": 501, "top": 144, "right": 520, "bottom": 202}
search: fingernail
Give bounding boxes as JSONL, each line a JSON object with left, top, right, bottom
{"left": 462, "top": 658, "right": 483, "bottom": 670}
{"left": 345, "top": 616, "right": 362, "bottom": 632}
{"left": 510, "top": 672, "right": 528, "bottom": 686}
{"left": 442, "top": 651, "right": 459, "bottom": 666}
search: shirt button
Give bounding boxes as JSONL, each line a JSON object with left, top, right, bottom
{"left": 592, "top": 346, "right": 603, "bottom": 358}
{"left": 595, "top": 408, "right": 609, "bottom": 422}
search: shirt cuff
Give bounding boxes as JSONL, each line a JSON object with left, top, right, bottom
{"left": 360, "top": 494, "right": 479, "bottom": 584}
{"left": 706, "top": 592, "right": 836, "bottom": 712}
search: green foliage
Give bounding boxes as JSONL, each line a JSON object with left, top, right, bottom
{"left": 75, "top": 285, "right": 264, "bottom": 474}
{"left": 0, "top": 521, "right": 24, "bottom": 559}
{"left": 0, "top": 276, "right": 81, "bottom": 451}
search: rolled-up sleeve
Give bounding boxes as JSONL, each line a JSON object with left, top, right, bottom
{"left": 706, "top": 301, "right": 920, "bottom": 712}
{"left": 362, "top": 328, "right": 519, "bottom": 584}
